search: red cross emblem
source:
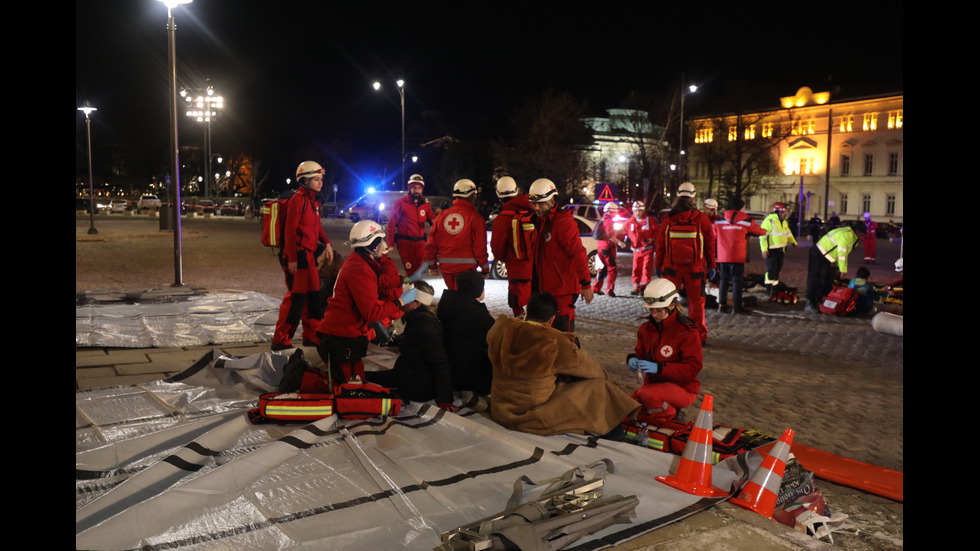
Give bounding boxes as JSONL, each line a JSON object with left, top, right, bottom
{"left": 445, "top": 213, "right": 465, "bottom": 235}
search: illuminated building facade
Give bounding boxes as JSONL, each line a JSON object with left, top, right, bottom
{"left": 686, "top": 87, "right": 903, "bottom": 223}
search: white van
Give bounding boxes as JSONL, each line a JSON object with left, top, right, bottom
{"left": 345, "top": 191, "right": 407, "bottom": 224}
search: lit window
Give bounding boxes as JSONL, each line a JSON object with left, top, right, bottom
{"left": 792, "top": 119, "right": 815, "bottom": 135}
{"left": 728, "top": 126, "right": 738, "bottom": 141}
{"left": 762, "top": 123, "right": 773, "bottom": 138}
{"left": 695, "top": 128, "right": 713, "bottom": 143}
{"left": 840, "top": 115, "right": 853, "bottom": 132}
{"left": 863, "top": 113, "right": 878, "bottom": 131}
{"left": 791, "top": 158, "right": 813, "bottom": 175}
{"left": 888, "top": 110, "right": 903, "bottom": 129}
{"left": 841, "top": 154, "right": 850, "bottom": 176}
{"left": 744, "top": 125, "right": 756, "bottom": 140}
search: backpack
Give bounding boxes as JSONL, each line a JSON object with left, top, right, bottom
{"left": 663, "top": 211, "right": 704, "bottom": 266}
{"left": 820, "top": 286, "right": 857, "bottom": 316}
{"left": 261, "top": 195, "right": 291, "bottom": 248}
{"left": 507, "top": 207, "right": 537, "bottom": 260}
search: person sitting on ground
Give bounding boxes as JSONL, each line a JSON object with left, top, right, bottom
{"left": 487, "top": 291, "right": 640, "bottom": 438}
{"left": 847, "top": 266, "right": 880, "bottom": 316}
{"left": 437, "top": 269, "right": 494, "bottom": 396}
{"left": 627, "top": 278, "right": 702, "bottom": 426}
{"left": 365, "top": 280, "right": 458, "bottom": 412}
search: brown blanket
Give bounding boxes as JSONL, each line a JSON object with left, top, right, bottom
{"left": 487, "top": 315, "right": 640, "bottom": 436}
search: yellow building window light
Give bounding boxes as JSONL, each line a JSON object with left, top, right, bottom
{"left": 863, "top": 112, "right": 878, "bottom": 131}
{"left": 888, "top": 110, "right": 903, "bottom": 129}
{"left": 745, "top": 125, "right": 756, "bottom": 140}
{"left": 728, "top": 126, "right": 737, "bottom": 141}
{"left": 840, "top": 115, "right": 853, "bottom": 132}
{"left": 695, "top": 128, "right": 713, "bottom": 143}
{"left": 762, "top": 123, "right": 773, "bottom": 138}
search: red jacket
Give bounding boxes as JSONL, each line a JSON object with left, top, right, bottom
{"left": 386, "top": 194, "right": 431, "bottom": 248}
{"left": 425, "top": 199, "right": 488, "bottom": 274}
{"left": 317, "top": 250, "right": 404, "bottom": 339}
{"left": 627, "top": 214, "right": 657, "bottom": 252}
{"left": 490, "top": 195, "right": 536, "bottom": 280}
{"left": 714, "top": 209, "right": 767, "bottom": 263}
{"left": 655, "top": 208, "right": 716, "bottom": 273}
{"left": 630, "top": 309, "right": 702, "bottom": 395}
{"left": 283, "top": 186, "right": 330, "bottom": 264}
{"left": 532, "top": 208, "right": 591, "bottom": 296}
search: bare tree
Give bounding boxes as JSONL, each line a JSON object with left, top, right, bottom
{"left": 492, "top": 89, "right": 594, "bottom": 197}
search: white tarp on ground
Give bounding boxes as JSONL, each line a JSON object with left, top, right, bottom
{"left": 76, "top": 290, "right": 280, "bottom": 348}
{"left": 76, "top": 350, "right": 754, "bottom": 551}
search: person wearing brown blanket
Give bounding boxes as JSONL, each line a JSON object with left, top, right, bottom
{"left": 487, "top": 292, "right": 640, "bottom": 438}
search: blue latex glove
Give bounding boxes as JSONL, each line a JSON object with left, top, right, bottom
{"left": 707, "top": 268, "right": 717, "bottom": 280}
{"left": 401, "top": 287, "right": 418, "bottom": 304}
{"left": 406, "top": 261, "right": 429, "bottom": 282}
{"left": 628, "top": 357, "right": 659, "bottom": 374}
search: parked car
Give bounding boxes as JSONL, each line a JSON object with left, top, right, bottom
{"left": 196, "top": 199, "right": 218, "bottom": 214}
{"left": 561, "top": 202, "right": 601, "bottom": 222}
{"left": 219, "top": 200, "right": 246, "bottom": 216}
{"left": 138, "top": 194, "right": 162, "bottom": 211}
{"left": 486, "top": 214, "right": 598, "bottom": 280}
{"left": 108, "top": 199, "right": 129, "bottom": 213}
{"left": 347, "top": 191, "right": 405, "bottom": 224}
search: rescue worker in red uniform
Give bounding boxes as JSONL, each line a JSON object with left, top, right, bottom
{"left": 861, "top": 212, "right": 878, "bottom": 263}
{"left": 655, "top": 182, "right": 716, "bottom": 345}
{"left": 714, "top": 198, "right": 767, "bottom": 313}
{"left": 627, "top": 201, "right": 657, "bottom": 296}
{"left": 490, "top": 176, "right": 536, "bottom": 316}
{"left": 386, "top": 174, "right": 432, "bottom": 277}
{"left": 592, "top": 202, "right": 627, "bottom": 296}
{"left": 527, "top": 178, "right": 594, "bottom": 332}
{"left": 425, "top": 179, "right": 489, "bottom": 290}
{"left": 627, "top": 278, "right": 702, "bottom": 426}
{"left": 272, "top": 161, "right": 334, "bottom": 351}
{"left": 316, "top": 221, "right": 417, "bottom": 385}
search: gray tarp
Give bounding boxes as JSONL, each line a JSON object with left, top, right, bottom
{"left": 76, "top": 350, "right": 755, "bottom": 551}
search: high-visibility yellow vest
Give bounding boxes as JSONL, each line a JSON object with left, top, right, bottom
{"left": 759, "top": 213, "right": 798, "bottom": 251}
{"left": 816, "top": 227, "right": 859, "bottom": 275}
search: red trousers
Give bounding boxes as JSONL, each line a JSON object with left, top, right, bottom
{"left": 592, "top": 241, "right": 618, "bottom": 293}
{"left": 631, "top": 247, "right": 654, "bottom": 291}
{"left": 632, "top": 381, "right": 698, "bottom": 425}
{"left": 395, "top": 239, "right": 426, "bottom": 275}
{"left": 662, "top": 266, "right": 708, "bottom": 343}
{"left": 862, "top": 234, "right": 877, "bottom": 261}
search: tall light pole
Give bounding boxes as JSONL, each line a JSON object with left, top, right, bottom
{"left": 678, "top": 74, "right": 698, "bottom": 183}
{"left": 78, "top": 103, "right": 98, "bottom": 235}
{"left": 373, "top": 79, "right": 406, "bottom": 189}
{"left": 181, "top": 82, "right": 223, "bottom": 197}
{"left": 158, "top": 0, "right": 191, "bottom": 288}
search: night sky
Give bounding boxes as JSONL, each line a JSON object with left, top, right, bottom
{"left": 76, "top": 1, "right": 903, "bottom": 191}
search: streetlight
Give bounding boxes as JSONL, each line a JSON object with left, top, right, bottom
{"left": 181, "top": 82, "right": 223, "bottom": 197}
{"left": 678, "top": 74, "right": 698, "bottom": 182}
{"left": 78, "top": 102, "right": 98, "bottom": 235}
{"left": 158, "top": 0, "right": 192, "bottom": 288}
{"left": 372, "top": 79, "right": 406, "bottom": 189}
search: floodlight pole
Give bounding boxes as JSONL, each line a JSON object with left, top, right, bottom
{"left": 160, "top": 0, "right": 189, "bottom": 287}
{"left": 78, "top": 104, "right": 98, "bottom": 235}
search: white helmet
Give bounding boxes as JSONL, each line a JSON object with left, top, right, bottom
{"left": 643, "top": 278, "right": 678, "bottom": 308}
{"left": 496, "top": 176, "right": 518, "bottom": 198}
{"left": 528, "top": 178, "right": 558, "bottom": 203}
{"left": 453, "top": 178, "right": 478, "bottom": 198}
{"left": 603, "top": 202, "right": 620, "bottom": 214}
{"left": 677, "top": 182, "right": 696, "bottom": 198}
{"left": 632, "top": 201, "right": 645, "bottom": 211}
{"left": 408, "top": 174, "right": 425, "bottom": 188}
{"left": 349, "top": 220, "right": 386, "bottom": 249}
{"left": 296, "top": 161, "right": 324, "bottom": 180}
{"left": 703, "top": 198, "right": 718, "bottom": 210}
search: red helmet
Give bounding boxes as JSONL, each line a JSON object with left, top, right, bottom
{"left": 772, "top": 203, "right": 787, "bottom": 213}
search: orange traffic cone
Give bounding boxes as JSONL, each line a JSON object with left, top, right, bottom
{"left": 656, "top": 394, "right": 728, "bottom": 497}
{"left": 729, "top": 428, "right": 795, "bottom": 519}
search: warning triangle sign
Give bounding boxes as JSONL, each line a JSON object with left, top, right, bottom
{"left": 596, "top": 184, "right": 616, "bottom": 202}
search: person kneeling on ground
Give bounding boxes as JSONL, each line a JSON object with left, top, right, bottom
{"left": 848, "top": 266, "right": 880, "bottom": 317}
{"left": 628, "top": 278, "right": 702, "bottom": 426}
{"left": 365, "top": 280, "right": 458, "bottom": 412}
{"left": 487, "top": 292, "right": 640, "bottom": 438}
